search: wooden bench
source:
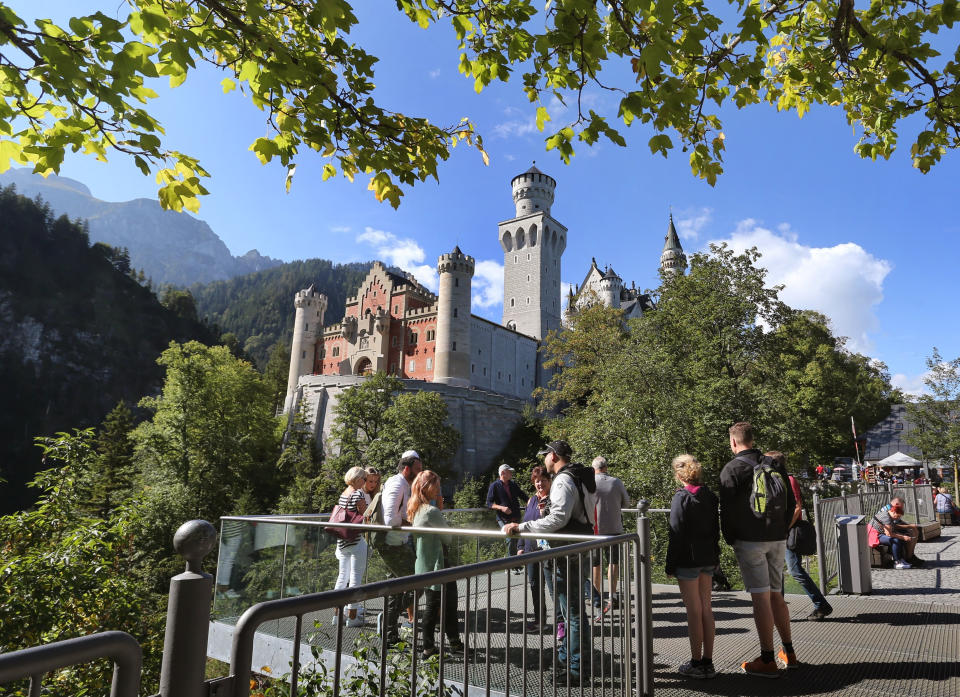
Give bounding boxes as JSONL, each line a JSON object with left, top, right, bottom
{"left": 918, "top": 520, "right": 941, "bottom": 541}
{"left": 870, "top": 545, "right": 892, "bottom": 568}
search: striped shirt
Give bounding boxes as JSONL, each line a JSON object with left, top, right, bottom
{"left": 337, "top": 488, "right": 365, "bottom": 550}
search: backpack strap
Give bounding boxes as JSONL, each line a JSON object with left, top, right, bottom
{"left": 555, "top": 466, "right": 589, "bottom": 526}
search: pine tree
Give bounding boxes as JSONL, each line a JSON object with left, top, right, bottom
{"left": 90, "top": 402, "right": 137, "bottom": 516}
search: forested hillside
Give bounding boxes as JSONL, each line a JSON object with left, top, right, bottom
{"left": 0, "top": 185, "right": 217, "bottom": 512}
{"left": 191, "top": 259, "right": 373, "bottom": 367}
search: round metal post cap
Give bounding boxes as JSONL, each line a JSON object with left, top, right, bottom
{"left": 637, "top": 499, "right": 650, "bottom": 513}
{"left": 173, "top": 520, "right": 217, "bottom": 572}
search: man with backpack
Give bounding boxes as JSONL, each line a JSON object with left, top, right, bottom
{"left": 719, "top": 422, "right": 797, "bottom": 678}
{"left": 503, "top": 440, "right": 596, "bottom": 682}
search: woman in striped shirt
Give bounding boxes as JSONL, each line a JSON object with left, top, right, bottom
{"left": 334, "top": 466, "right": 368, "bottom": 627}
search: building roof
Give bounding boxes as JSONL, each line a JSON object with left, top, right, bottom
{"left": 662, "top": 214, "right": 683, "bottom": 253}
{"left": 862, "top": 404, "right": 923, "bottom": 461}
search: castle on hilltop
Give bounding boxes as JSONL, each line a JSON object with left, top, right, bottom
{"left": 283, "top": 165, "right": 687, "bottom": 477}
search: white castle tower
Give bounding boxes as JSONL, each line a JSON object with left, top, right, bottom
{"left": 660, "top": 214, "right": 688, "bottom": 276}
{"left": 499, "top": 164, "right": 566, "bottom": 339}
{"left": 434, "top": 246, "right": 475, "bottom": 387}
{"left": 597, "top": 267, "right": 623, "bottom": 309}
{"left": 283, "top": 285, "right": 328, "bottom": 414}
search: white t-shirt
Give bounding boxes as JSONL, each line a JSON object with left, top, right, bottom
{"left": 381, "top": 472, "right": 412, "bottom": 545}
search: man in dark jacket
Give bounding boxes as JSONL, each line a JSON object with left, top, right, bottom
{"left": 718, "top": 422, "right": 797, "bottom": 678}
{"left": 487, "top": 463, "right": 526, "bottom": 558}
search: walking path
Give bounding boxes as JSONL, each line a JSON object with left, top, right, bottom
{"left": 652, "top": 527, "right": 960, "bottom": 696}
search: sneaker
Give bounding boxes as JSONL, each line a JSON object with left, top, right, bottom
{"left": 895, "top": 561, "right": 912, "bottom": 569}
{"left": 526, "top": 620, "right": 544, "bottom": 632}
{"left": 331, "top": 613, "right": 341, "bottom": 626}
{"left": 777, "top": 647, "right": 800, "bottom": 669}
{"left": 345, "top": 615, "right": 364, "bottom": 628}
{"left": 678, "top": 660, "right": 708, "bottom": 679}
{"left": 701, "top": 660, "right": 717, "bottom": 678}
{"left": 807, "top": 604, "right": 833, "bottom": 621}
{"left": 741, "top": 656, "right": 781, "bottom": 678}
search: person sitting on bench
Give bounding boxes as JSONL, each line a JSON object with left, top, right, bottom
{"left": 871, "top": 498, "right": 924, "bottom": 569}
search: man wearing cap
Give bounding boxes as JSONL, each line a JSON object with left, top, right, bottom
{"left": 591, "top": 456, "right": 631, "bottom": 617}
{"left": 503, "top": 440, "right": 596, "bottom": 680}
{"left": 487, "top": 463, "right": 526, "bottom": 559}
{"left": 376, "top": 450, "right": 423, "bottom": 646}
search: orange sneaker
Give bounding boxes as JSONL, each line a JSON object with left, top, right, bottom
{"left": 777, "top": 647, "right": 800, "bottom": 669}
{"left": 741, "top": 656, "right": 781, "bottom": 678}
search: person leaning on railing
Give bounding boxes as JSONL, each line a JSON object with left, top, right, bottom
{"left": 517, "top": 466, "right": 558, "bottom": 633}
{"left": 407, "top": 470, "right": 465, "bottom": 658}
{"left": 333, "top": 466, "right": 369, "bottom": 628}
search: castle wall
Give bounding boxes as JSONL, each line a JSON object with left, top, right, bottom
{"left": 295, "top": 374, "right": 528, "bottom": 481}
{"left": 468, "top": 317, "right": 537, "bottom": 399}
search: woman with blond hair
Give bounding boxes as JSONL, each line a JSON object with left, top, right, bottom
{"left": 408, "top": 470, "right": 464, "bottom": 658}
{"left": 666, "top": 454, "right": 720, "bottom": 680}
{"left": 333, "top": 466, "right": 368, "bottom": 627}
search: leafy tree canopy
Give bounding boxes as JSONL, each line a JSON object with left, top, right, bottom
{"left": 906, "top": 348, "right": 960, "bottom": 499}
{"left": 539, "top": 244, "right": 897, "bottom": 503}
{"left": 2, "top": 0, "right": 958, "bottom": 210}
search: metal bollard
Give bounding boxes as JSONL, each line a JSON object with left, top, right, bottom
{"left": 159, "top": 520, "right": 218, "bottom": 697}
{"left": 635, "top": 499, "right": 654, "bottom": 697}
{"left": 812, "top": 492, "right": 827, "bottom": 596}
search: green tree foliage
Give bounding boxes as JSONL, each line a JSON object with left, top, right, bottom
{"left": 191, "top": 258, "right": 370, "bottom": 368}
{"left": 263, "top": 340, "right": 292, "bottom": 413}
{"left": 275, "top": 403, "right": 324, "bottom": 514}
{"left": 0, "top": 185, "right": 215, "bottom": 513}
{"left": 88, "top": 401, "right": 137, "bottom": 517}
{"left": 539, "top": 244, "right": 897, "bottom": 503}
{"left": 323, "top": 373, "right": 461, "bottom": 509}
{"left": 0, "top": 430, "right": 165, "bottom": 696}
{"left": 160, "top": 287, "right": 200, "bottom": 323}
{"left": 132, "top": 341, "right": 282, "bottom": 522}
{"left": 906, "top": 348, "right": 960, "bottom": 500}
{"left": 3, "top": 0, "right": 958, "bottom": 209}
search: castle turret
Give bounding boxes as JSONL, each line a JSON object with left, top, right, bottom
{"left": 283, "top": 285, "right": 328, "bottom": 414}
{"left": 499, "top": 164, "right": 566, "bottom": 339}
{"left": 434, "top": 246, "right": 475, "bottom": 387}
{"left": 597, "top": 267, "right": 623, "bottom": 308}
{"left": 660, "top": 214, "right": 687, "bottom": 276}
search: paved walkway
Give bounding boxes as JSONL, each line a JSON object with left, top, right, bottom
{"left": 653, "top": 527, "right": 960, "bottom": 696}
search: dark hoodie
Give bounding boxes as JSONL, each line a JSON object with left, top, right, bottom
{"left": 666, "top": 484, "right": 720, "bottom": 575}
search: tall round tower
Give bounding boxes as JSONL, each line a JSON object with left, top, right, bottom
{"left": 660, "top": 214, "right": 688, "bottom": 276}
{"left": 283, "top": 284, "right": 328, "bottom": 414}
{"left": 597, "top": 267, "right": 623, "bottom": 308}
{"left": 434, "top": 246, "right": 475, "bottom": 387}
{"left": 511, "top": 163, "right": 556, "bottom": 217}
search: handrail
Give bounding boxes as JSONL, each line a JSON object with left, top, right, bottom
{"left": 0, "top": 631, "right": 142, "bottom": 697}
{"left": 228, "top": 532, "right": 641, "bottom": 697}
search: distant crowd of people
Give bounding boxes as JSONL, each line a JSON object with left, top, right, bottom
{"left": 317, "top": 420, "right": 944, "bottom": 683}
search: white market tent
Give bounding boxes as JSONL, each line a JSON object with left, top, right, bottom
{"left": 877, "top": 451, "right": 923, "bottom": 469}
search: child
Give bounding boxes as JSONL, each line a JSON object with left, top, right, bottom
{"left": 666, "top": 454, "right": 720, "bottom": 679}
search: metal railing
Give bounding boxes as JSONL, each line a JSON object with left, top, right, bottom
{"left": 214, "top": 515, "right": 653, "bottom": 697}
{"left": 0, "top": 631, "right": 142, "bottom": 697}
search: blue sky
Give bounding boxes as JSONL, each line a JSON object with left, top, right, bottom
{"left": 9, "top": 1, "right": 960, "bottom": 395}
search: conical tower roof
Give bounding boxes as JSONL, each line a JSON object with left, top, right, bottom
{"left": 662, "top": 214, "right": 683, "bottom": 252}
{"left": 660, "top": 213, "right": 687, "bottom": 275}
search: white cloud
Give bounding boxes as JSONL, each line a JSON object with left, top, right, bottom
{"left": 709, "top": 221, "right": 892, "bottom": 353}
{"left": 355, "top": 227, "right": 439, "bottom": 291}
{"left": 675, "top": 208, "right": 712, "bottom": 241}
{"left": 891, "top": 372, "right": 931, "bottom": 397}
{"left": 429, "top": 68, "right": 441, "bottom": 79}
{"left": 492, "top": 95, "right": 600, "bottom": 140}
{"left": 330, "top": 225, "right": 352, "bottom": 233}
{"left": 473, "top": 260, "right": 504, "bottom": 308}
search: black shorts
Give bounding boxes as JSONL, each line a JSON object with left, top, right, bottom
{"left": 591, "top": 544, "right": 620, "bottom": 567}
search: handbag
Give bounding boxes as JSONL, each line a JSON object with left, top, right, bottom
{"left": 785, "top": 478, "right": 818, "bottom": 555}
{"left": 867, "top": 516, "right": 882, "bottom": 548}
{"left": 329, "top": 503, "right": 364, "bottom": 542}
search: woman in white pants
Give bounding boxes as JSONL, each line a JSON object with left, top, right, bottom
{"left": 334, "top": 466, "right": 368, "bottom": 626}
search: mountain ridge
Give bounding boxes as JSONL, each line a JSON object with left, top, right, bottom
{"left": 0, "top": 168, "right": 283, "bottom": 286}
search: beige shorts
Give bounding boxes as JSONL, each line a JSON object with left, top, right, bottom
{"left": 733, "top": 539, "right": 785, "bottom": 593}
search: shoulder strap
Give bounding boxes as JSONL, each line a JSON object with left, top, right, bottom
{"left": 556, "top": 467, "right": 588, "bottom": 523}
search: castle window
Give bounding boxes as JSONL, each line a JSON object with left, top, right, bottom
{"left": 515, "top": 255, "right": 518, "bottom": 264}
{"left": 410, "top": 332, "right": 418, "bottom": 344}
{"left": 483, "top": 367, "right": 487, "bottom": 376}
{"left": 332, "top": 347, "right": 340, "bottom": 357}
{"left": 304, "top": 323, "right": 309, "bottom": 331}
{"left": 373, "top": 291, "right": 377, "bottom": 297}
{"left": 510, "top": 298, "right": 515, "bottom": 307}
{"left": 302, "top": 351, "right": 306, "bottom": 359}
{"left": 455, "top": 278, "right": 459, "bottom": 287}
{"left": 394, "top": 305, "right": 398, "bottom": 313}
{"left": 508, "top": 374, "right": 512, "bottom": 382}
{"left": 453, "top": 308, "right": 458, "bottom": 318}
{"left": 527, "top": 275, "right": 530, "bottom": 282}
{"left": 527, "top": 253, "right": 531, "bottom": 261}
{"left": 409, "top": 359, "right": 416, "bottom": 372}
{"left": 472, "top": 364, "right": 475, "bottom": 373}
{"left": 526, "top": 298, "right": 530, "bottom": 305}
{"left": 521, "top": 378, "right": 525, "bottom": 386}
{"left": 426, "top": 358, "right": 433, "bottom": 370}
{"left": 452, "top": 342, "right": 457, "bottom": 351}
{"left": 498, "top": 371, "right": 502, "bottom": 379}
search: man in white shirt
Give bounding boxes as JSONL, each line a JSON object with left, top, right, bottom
{"left": 375, "top": 450, "right": 422, "bottom": 646}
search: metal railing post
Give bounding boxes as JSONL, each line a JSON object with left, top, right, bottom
{"left": 159, "top": 520, "right": 217, "bottom": 697}
{"left": 635, "top": 499, "right": 653, "bottom": 697}
{"left": 812, "top": 492, "right": 827, "bottom": 596}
